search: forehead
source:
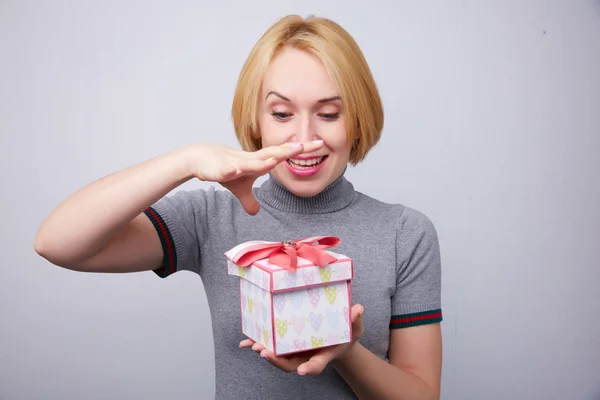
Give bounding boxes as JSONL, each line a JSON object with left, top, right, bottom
{"left": 262, "top": 47, "right": 339, "bottom": 100}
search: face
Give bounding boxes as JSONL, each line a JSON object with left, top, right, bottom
{"left": 258, "top": 47, "right": 351, "bottom": 197}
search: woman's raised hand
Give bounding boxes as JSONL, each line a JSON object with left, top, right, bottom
{"left": 186, "top": 141, "right": 324, "bottom": 215}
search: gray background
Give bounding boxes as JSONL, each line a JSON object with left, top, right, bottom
{"left": 1, "top": 1, "right": 599, "bottom": 399}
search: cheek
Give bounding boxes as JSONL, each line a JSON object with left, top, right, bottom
{"left": 258, "top": 116, "right": 292, "bottom": 146}
{"left": 319, "top": 121, "right": 349, "bottom": 153}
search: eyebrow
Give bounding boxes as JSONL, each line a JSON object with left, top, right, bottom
{"left": 265, "top": 91, "right": 341, "bottom": 103}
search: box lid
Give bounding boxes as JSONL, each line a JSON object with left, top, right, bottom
{"left": 225, "top": 238, "right": 353, "bottom": 293}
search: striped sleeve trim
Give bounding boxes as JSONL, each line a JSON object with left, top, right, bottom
{"left": 390, "top": 309, "right": 443, "bottom": 329}
{"left": 143, "top": 206, "right": 177, "bottom": 278}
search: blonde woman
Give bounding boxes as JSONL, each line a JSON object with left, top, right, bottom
{"left": 35, "top": 15, "right": 443, "bottom": 400}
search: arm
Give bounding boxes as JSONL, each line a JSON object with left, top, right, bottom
{"left": 34, "top": 146, "right": 193, "bottom": 272}
{"left": 34, "top": 142, "right": 321, "bottom": 273}
{"left": 332, "top": 323, "right": 442, "bottom": 400}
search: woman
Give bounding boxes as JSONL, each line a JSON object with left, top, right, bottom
{"left": 35, "top": 15, "right": 443, "bottom": 400}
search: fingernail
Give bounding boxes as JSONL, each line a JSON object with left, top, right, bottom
{"left": 359, "top": 307, "right": 364, "bottom": 316}
{"left": 266, "top": 157, "right": 276, "bottom": 162}
{"left": 312, "top": 140, "right": 323, "bottom": 145}
{"left": 297, "top": 370, "right": 306, "bottom": 375}
{"left": 288, "top": 142, "right": 302, "bottom": 147}
{"left": 261, "top": 355, "right": 270, "bottom": 362}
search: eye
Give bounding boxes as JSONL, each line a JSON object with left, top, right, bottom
{"left": 271, "top": 112, "right": 292, "bottom": 121}
{"left": 319, "top": 113, "right": 340, "bottom": 120}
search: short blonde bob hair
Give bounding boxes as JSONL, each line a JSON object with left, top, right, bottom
{"left": 231, "top": 15, "right": 384, "bottom": 165}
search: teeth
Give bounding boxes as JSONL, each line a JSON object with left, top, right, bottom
{"left": 288, "top": 156, "right": 324, "bottom": 167}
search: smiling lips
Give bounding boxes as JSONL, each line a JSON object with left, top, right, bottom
{"left": 285, "top": 155, "right": 328, "bottom": 176}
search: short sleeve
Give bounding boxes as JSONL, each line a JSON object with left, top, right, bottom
{"left": 143, "top": 189, "right": 206, "bottom": 278}
{"left": 390, "top": 207, "right": 443, "bottom": 329}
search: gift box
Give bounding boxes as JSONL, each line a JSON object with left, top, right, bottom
{"left": 225, "top": 237, "right": 353, "bottom": 356}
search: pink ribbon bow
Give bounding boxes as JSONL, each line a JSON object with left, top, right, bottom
{"left": 231, "top": 236, "right": 341, "bottom": 272}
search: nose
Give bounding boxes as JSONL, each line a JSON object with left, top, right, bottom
{"left": 293, "top": 114, "right": 319, "bottom": 143}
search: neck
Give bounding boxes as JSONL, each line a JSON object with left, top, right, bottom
{"left": 257, "top": 171, "right": 356, "bottom": 214}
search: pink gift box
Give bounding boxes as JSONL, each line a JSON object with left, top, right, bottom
{"left": 225, "top": 237, "right": 354, "bottom": 356}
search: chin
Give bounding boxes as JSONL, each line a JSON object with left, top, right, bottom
{"left": 285, "top": 180, "right": 328, "bottom": 197}
{"left": 272, "top": 163, "right": 339, "bottom": 197}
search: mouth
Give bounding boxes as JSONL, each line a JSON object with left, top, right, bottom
{"left": 284, "top": 155, "right": 328, "bottom": 177}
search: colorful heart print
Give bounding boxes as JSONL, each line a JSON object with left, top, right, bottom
{"left": 327, "top": 310, "right": 339, "bottom": 328}
{"left": 247, "top": 298, "right": 254, "bottom": 314}
{"left": 237, "top": 266, "right": 246, "bottom": 278}
{"left": 293, "top": 340, "right": 307, "bottom": 351}
{"left": 262, "top": 327, "right": 269, "bottom": 346}
{"left": 311, "top": 336, "right": 324, "bottom": 348}
{"left": 290, "top": 293, "right": 303, "bottom": 309}
{"left": 261, "top": 274, "right": 270, "bottom": 290}
{"left": 261, "top": 305, "right": 268, "bottom": 322}
{"left": 291, "top": 315, "right": 305, "bottom": 334}
{"left": 324, "top": 285, "right": 337, "bottom": 305}
{"left": 309, "top": 312, "right": 323, "bottom": 331}
{"left": 319, "top": 266, "right": 331, "bottom": 282}
{"left": 255, "top": 304, "right": 261, "bottom": 321}
{"left": 255, "top": 321, "right": 261, "bottom": 339}
{"left": 284, "top": 271, "right": 297, "bottom": 288}
{"left": 302, "top": 269, "right": 315, "bottom": 285}
{"left": 275, "top": 318, "right": 288, "bottom": 338}
{"left": 241, "top": 293, "right": 247, "bottom": 311}
{"left": 343, "top": 306, "right": 349, "bottom": 324}
{"left": 307, "top": 287, "right": 320, "bottom": 308}
{"left": 274, "top": 293, "right": 286, "bottom": 313}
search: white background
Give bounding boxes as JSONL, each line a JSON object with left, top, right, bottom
{"left": 1, "top": 1, "right": 599, "bottom": 399}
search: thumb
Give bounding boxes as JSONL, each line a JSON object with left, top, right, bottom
{"left": 350, "top": 304, "right": 364, "bottom": 338}
{"left": 297, "top": 353, "right": 335, "bottom": 375}
{"left": 229, "top": 182, "right": 260, "bottom": 216}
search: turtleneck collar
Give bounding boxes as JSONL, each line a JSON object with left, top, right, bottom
{"left": 256, "top": 169, "right": 357, "bottom": 214}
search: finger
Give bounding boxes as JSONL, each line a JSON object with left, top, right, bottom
{"left": 259, "top": 349, "right": 304, "bottom": 373}
{"left": 350, "top": 304, "right": 365, "bottom": 339}
{"left": 235, "top": 158, "right": 279, "bottom": 177}
{"left": 239, "top": 338, "right": 255, "bottom": 348}
{"left": 350, "top": 304, "right": 364, "bottom": 323}
{"left": 296, "top": 140, "right": 325, "bottom": 154}
{"left": 254, "top": 142, "right": 304, "bottom": 160}
{"left": 219, "top": 164, "right": 239, "bottom": 181}
{"left": 252, "top": 342, "right": 266, "bottom": 353}
{"left": 255, "top": 140, "right": 324, "bottom": 161}
{"left": 231, "top": 186, "right": 260, "bottom": 216}
{"left": 297, "top": 351, "right": 336, "bottom": 375}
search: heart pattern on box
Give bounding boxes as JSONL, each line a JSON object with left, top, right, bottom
{"left": 261, "top": 305, "right": 268, "bottom": 322}
{"left": 302, "top": 269, "right": 315, "bottom": 285}
{"left": 311, "top": 336, "right": 324, "bottom": 348}
{"left": 309, "top": 312, "right": 323, "bottom": 331}
{"left": 274, "top": 293, "right": 287, "bottom": 313}
{"left": 291, "top": 315, "right": 305, "bottom": 334}
{"left": 290, "top": 293, "right": 303, "bottom": 309}
{"left": 284, "top": 271, "right": 297, "bottom": 288}
{"left": 308, "top": 287, "right": 320, "bottom": 308}
{"left": 239, "top": 268, "right": 350, "bottom": 356}
{"left": 324, "top": 285, "right": 337, "bottom": 305}
{"left": 275, "top": 318, "right": 288, "bottom": 338}
{"left": 319, "top": 267, "right": 331, "bottom": 282}
{"left": 293, "top": 340, "right": 307, "bottom": 351}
